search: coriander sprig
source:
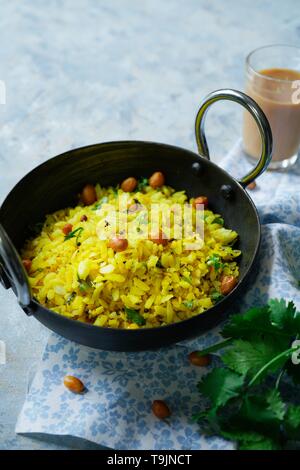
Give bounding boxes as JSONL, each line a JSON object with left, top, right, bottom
{"left": 195, "top": 299, "right": 300, "bottom": 450}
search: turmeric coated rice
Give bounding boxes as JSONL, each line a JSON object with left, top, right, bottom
{"left": 21, "top": 175, "right": 241, "bottom": 329}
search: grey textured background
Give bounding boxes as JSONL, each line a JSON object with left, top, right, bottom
{"left": 0, "top": 0, "right": 299, "bottom": 450}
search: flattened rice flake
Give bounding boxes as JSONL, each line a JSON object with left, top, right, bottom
{"left": 21, "top": 182, "right": 241, "bottom": 329}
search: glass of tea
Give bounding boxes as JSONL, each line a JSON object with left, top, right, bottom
{"left": 243, "top": 45, "right": 300, "bottom": 170}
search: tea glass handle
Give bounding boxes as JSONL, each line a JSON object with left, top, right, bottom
{"left": 195, "top": 89, "right": 273, "bottom": 187}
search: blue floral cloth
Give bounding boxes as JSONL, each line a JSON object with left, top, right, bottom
{"left": 15, "top": 142, "right": 300, "bottom": 449}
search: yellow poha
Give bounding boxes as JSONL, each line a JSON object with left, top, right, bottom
{"left": 21, "top": 178, "right": 241, "bottom": 329}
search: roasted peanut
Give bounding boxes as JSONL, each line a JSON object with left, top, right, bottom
{"left": 108, "top": 237, "right": 128, "bottom": 252}
{"left": 80, "top": 215, "right": 88, "bottom": 222}
{"left": 62, "top": 223, "right": 73, "bottom": 235}
{"left": 193, "top": 196, "right": 208, "bottom": 209}
{"left": 188, "top": 351, "right": 212, "bottom": 367}
{"left": 149, "top": 230, "right": 168, "bottom": 246}
{"left": 63, "top": 375, "right": 85, "bottom": 394}
{"left": 22, "top": 259, "right": 32, "bottom": 273}
{"left": 121, "top": 177, "right": 138, "bottom": 192}
{"left": 152, "top": 400, "right": 171, "bottom": 419}
{"left": 149, "top": 171, "right": 165, "bottom": 189}
{"left": 81, "top": 184, "right": 97, "bottom": 205}
{"left": 247, "top": 181, "right": 257, "bottom": 190}
{"left": 220, "top": 275, "right": 238, "bottom": 295}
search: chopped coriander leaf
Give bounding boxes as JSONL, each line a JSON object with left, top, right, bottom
{"left": 113, "top": 186, "right": 119, "bottom": 196}
{"left": 136, "top": 177, "right": 148, "bottom": 192}
{"left": 183, "top": 300, "right": 194, "bottom": 309}
{"left": 125, "top": 307, "right": 146, "bottom": 326}
{"left": 211, "top": 291, "right": 224, "bottom": 302}
{"left": 92, "top": 196, "right": 109, "bottom": 211}
{"left": 213, "top": 217, "right": 224, "bottom": 225}
{"left": 142, "top": 262, "right": 148, "bottom": 271}
{"left": 207, "top": 254, "right": 224, "bottom": 271}
{"left": 182, "top": 275, "right": 192, "bottom": 285}
{"left": 64, "top": 227, "right": 84, "bottom": 243}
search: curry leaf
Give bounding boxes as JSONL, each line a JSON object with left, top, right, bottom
{"left": 64, "top": 227, "right": 84, "bottom": 242}
{"left": 77, "top": 275, "right": 93, "bottom": 292}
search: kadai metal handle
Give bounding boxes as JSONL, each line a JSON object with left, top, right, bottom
{"left": 0, "top": 223, "right": 31, "bottom": 307}
{"left": 195, "top": 88, "right": 273, "bottom": 187}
